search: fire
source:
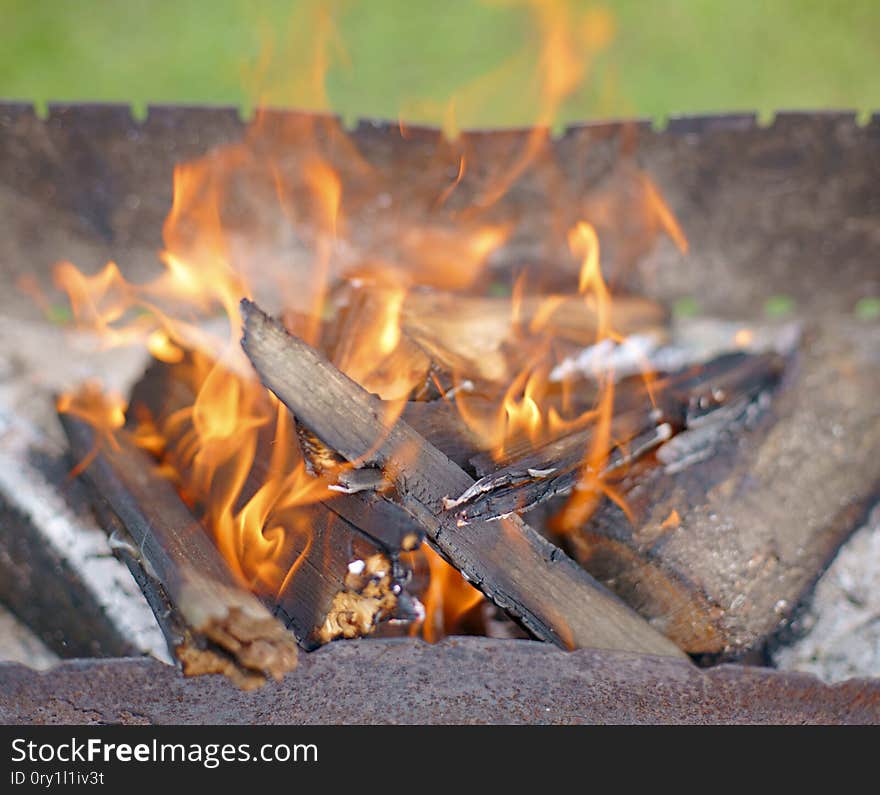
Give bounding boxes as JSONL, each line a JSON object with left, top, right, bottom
{"left": 661, "top": 509, "right": 681, "bottom": 530}
{"left": 553, "top": 220, "right": 649, "bottom": 532}
{"left": 52, "top": 0, "right": 688, "bottom": 643}
{"left": 435, "top": 155, "right": 466, "bottom": 208}
{"left": 467, "top": 1, "right": 616, "bottom": 211}
{"left": 417, "top": 547, "right": 485, "bottom": 643}
{"left": 53, "top": 153, "right": 347, "bottom": 597}
{"left": 55, "top": 383, "right": 126, "bottom": 480}
{"left": 452, "top": 219, "right": 622, "bottom": 466}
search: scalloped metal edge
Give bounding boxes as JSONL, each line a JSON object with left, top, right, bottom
{"left": 1, "top": 101, "right": 878, "bottom": 139}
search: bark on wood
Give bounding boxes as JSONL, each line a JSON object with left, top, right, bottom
{"left": 60, "top": 413, "right": 299, "bottom": 689}
{"left": 240, "top": 298, "right": 686, "bottom": 658}
{"left": 126, "top": 357, "right": 416, "bottom": 647}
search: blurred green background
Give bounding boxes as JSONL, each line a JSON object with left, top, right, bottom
{"left": 2, "top": 0, "right": 878, "bottom": 127}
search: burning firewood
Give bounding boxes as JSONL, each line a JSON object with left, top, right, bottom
{"left": 59, "top": 413, "right": 299, "bottom": 689}
{"left": 403, "top": 288, "right": 667, "bottom": 349}
{"left": 240, "top": 298, "right": 686, "bottom": 659}
{"left": 433, "top": 350, "right": 792, "bottom": 657}
{"left": 128, "top": 353, "right": 424, "bottom": 556}
{"left": 560, "top": 350, "right": 836, "bottom": 657}
{"left": 126, "top": 356, "right": 420, "bottom": 648}
{"left": 326, "top": 280, "right": 667, "bottom": 392}
{"left": 446, "top": 415, "right": 672, "bottom": 524}
{"left": 446, "top": 352, "right": 787, "bottom": 525}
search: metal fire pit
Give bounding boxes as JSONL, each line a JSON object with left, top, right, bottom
{"left": 0, "top": 104, "right": 878, "bottom": 723}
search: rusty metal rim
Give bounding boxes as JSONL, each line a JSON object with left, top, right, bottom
{"left": 2, "top": 637, "right": 878, "bottom": 724}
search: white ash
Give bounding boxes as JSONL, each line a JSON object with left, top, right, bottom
{"left": 347, "top": 559, "right": 366, "bottom": 576}
{"left": 0, "top": 603, "right": 57, "bottom": 670}
{"left": 550, "top": 318, "right": 801, "bottom": 383}
{"left": 0, "top": 318, "right": 169, "bottom": 663}
{"left": 649, "top": 317, "right": 801, "bottom": 373}
{"left": 550, "top": 334, "right": 658, "bottom": 383}
{"left": 774, "top": 505, "right": 880, "bottom": 681}
{"left": 0, "top": 409, "right": 168, "bottom": 663}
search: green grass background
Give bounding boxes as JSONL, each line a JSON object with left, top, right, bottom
{"left": 2, "top": 0, "right": 879, "bottom": 126}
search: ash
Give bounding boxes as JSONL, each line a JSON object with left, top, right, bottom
{"left": 775, "top": 505, "right": 880, "bottom": 681}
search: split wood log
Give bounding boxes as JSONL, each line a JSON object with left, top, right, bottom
{"left": 564, "top": 329, "right": 880, "bottom": 658}
{"left": 563, "top": 402, "right": 780, "bottom": 655}
{"left": 448, "top": 352, "right": 786, "bottom": 524}
{"left": 126, "top": 357, "right": 418, "bottom": 647}
{"left": 60, "top": 413, "right": 299, "bottom": 689}
{"left": 325, "top": 284, "right": 434, "bottom": 401}
{"left": 240, "top": 298, "right": 686, "bottom": 658}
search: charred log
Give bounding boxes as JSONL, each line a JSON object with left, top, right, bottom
{"left": 565, "top": 336, "right": 880, "bottom": 658}
{"left": 59, "top": 413, "right": 299, "bottom": 689}
{"left": 448, "top": 352, "right": 786, "bottom": 524}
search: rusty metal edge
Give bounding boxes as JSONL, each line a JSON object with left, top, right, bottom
{"left": 1, "top": 638, "right": 878, "bottom": 725}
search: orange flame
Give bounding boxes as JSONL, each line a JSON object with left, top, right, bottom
{"left": 469, "top": 1, "right": 615, "bottom": 210}
{"left": 555, "top": 221, "right": 635, "bottom": 531}
{"left": 452, "top": 220, "right": 619, "bottom": 463}
{"left": 53, "top": 150, "right": 349, "bottom": 597}
{"left": 56, "top": 383, "right": 126, "bottom": 476}
{"left": 417, "top": 547, "right": 484, "bottom": 642}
